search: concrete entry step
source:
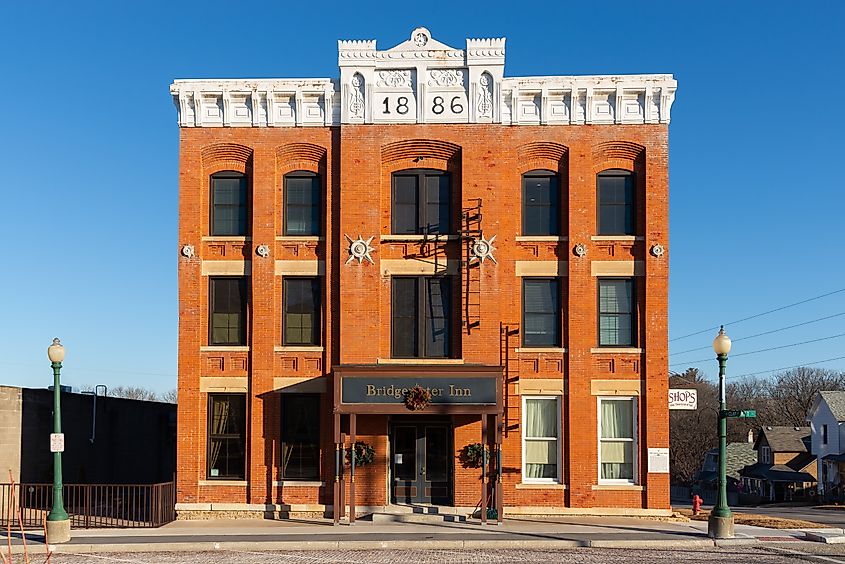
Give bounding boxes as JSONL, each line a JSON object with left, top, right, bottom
{"left": 368, "top": 504, "right": 469, "bottom": 523}
{"left": 370, "top": 512, "right": 467, "bottom": 524}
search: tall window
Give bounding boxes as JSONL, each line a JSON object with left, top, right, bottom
{"left": 281, "top": 394, "right": 321, "bottom": 480}
{"left": 283, "top": 278, "right": 320, "bottom": 346}
{"left": 207, "top": 394, "right": 246, "bottom": 479}
{"left": 209, "top": 277, "right": 248, "bottom": 346}
{"left": 760, "top": 445, "right": 772, "bottom": 464}
{"left": 599, "top": 397, "right": 636, "bottom": 483}
{"left": 523, "top": 396, "right": 561, "bottom": 482}
{"left": 211, "top": 172, "right": 248, "bottom": 236}
{"left": 598, "top": 278, "right": 636, "bottom": 347}
{"left": 391, "top": 170, "right": 451, "bottom": 235}
{"left": 522, "top": 171, "right": 560, "bottom": 236}
{"left": 522, "top": 278, "right": 561, "bottom": 347}
{"left": 391, "top": 276, "right": 452, "bottom": 358}
{"left": 823, "top": 424, "right": 829, "bottom": 446}
{"left": 284, "top": 172, "right": 320, "bottom": 236}
{"left": 597, "top": 169, "right": 634, "bottom": 235}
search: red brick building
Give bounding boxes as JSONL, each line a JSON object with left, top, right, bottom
{"left": 171, "top": 27, "right": 676, "bottom": 520}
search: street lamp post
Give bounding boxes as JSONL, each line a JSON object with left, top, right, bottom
{"left": 708, "top": 326, "right": 734, "bottom": 539}
{"left": 46, "top": 338, "right": 71, "bottom": 543}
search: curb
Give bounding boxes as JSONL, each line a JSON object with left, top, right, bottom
{"left": 4, "top": 537, "right": 730, "bottom": 554}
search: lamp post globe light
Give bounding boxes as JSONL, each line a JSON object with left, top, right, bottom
{"left": 708, "top": 326, "right": 734, "bottom": 539}
{"left": 46, "top": 338, "right": 71, "bottom": 543}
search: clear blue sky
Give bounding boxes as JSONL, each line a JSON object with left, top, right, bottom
{"left": 1, "top": 1, "right": 842, "bottom": 394}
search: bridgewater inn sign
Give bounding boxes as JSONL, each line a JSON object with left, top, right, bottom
{"left": 341, "top": 376, "right": 498, "bottom": 405}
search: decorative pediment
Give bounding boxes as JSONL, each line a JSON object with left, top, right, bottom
{"left": 171, "top": 27, "right": 676, "bottom": 128}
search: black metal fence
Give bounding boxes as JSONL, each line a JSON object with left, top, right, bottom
{"left": 0, "top": 482, "right": 176, "bottom": 529}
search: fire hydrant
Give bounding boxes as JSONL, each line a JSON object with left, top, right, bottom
{"left": 692, "top": 494, "right": 703, "bottom": 515}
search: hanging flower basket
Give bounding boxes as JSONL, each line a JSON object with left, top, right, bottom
{"left": 404, "top": 385, "right": 432, "bottom": 411}
{"left": 345, "top": 441, "right": 375, "bottom": 467}
{"left": 460, "top": 443, "right": 488, "bottom": 468}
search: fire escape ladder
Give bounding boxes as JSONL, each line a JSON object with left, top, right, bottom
{"left": 500, "top": 322, "right": 521, "bottom": 437}
{"left": 461, "top": 199, "right": 483, "bottom": 333}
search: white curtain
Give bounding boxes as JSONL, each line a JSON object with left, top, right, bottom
{"left": 601, "top": 400, "right": 634, "bottom": 480}
{"left": 525, "top": 399, "right": 558, "bottom": 479}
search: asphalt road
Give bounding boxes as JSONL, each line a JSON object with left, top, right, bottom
{"left": 674, "top": 502, "right": 845, "bottom": 526}
{"left": 733, "top": 505, "right": 845, "bottom": 526}
{"left": 45, "top": 545, "right": 845, "bottom": 563}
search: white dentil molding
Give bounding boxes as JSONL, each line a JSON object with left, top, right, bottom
{"left": 170, "top": 28, "right": 676, "bottom": 128}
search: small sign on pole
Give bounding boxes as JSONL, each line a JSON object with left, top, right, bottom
{"left": 50, "top": 433, "right": 65, "bottom": 453}
{"left": 668, "top": 389, "right": 697, "bottom": 410}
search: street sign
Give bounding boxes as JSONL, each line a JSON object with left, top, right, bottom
{"left": 721, "top": 409, "right": 757, "bottom": 418}
{"left": 668, "top": 389, "right": 697, "bottom": 410}
{"left": 49, "top": 433, "right": 64, "bottom": 453}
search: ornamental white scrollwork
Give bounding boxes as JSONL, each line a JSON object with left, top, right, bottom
{"left": 256, "top": 244, "right": 270, "bottom": 258}
{"left": 573, "top": 243, "right": 587, "bottom": 257}
{"left": 349, "top": 74, "right": 365, "bottom": 118}
{"left": 345, "top": 235, "right": 375, "bottom": 265}
{"left": 427, "top": 69, "right": 464, "bottom": 88}
{"left": 478, "top": 73, "right": 493, "bottom": 117}
{"left": 377, "top": 70, "right": 412, "bottom": 89}
{"left": 181, "top": 245, "right": 195, "bottom": 258}
{"left": 651, "top": 243, "right": 665, "bottom": 257}
{"left": 470, "top": 234, "right": 497, "bottom": 264}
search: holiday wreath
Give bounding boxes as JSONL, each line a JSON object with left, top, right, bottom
{"left": 403, "top": 384, "right": 432, "bottom": 411}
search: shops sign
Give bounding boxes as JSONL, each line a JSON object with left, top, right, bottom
{"left": 668, "top": 389, "right": 697, "bottom": 410}
{"left": 342, "top": 376, "right": 497, "bottom": 405}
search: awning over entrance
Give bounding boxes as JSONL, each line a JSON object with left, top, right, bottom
{"left": 330, "top": 364, "right": 504, "bottom": 526}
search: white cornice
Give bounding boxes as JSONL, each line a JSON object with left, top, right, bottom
{"left": 170, "top": 28, "right": 676, "bottom": 128}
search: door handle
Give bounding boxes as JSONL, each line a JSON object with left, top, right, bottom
{"left": 420, "top": 467, "right": 425, "bottom": 474}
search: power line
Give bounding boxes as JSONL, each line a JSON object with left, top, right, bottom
{"left": 669, "top": 312, "right": 845, "bottom": 357}
{"left": 726, "top": 355, "right": 845, "bottom": 380}
{"left": 669, "top": 287, "right": 845, "bottom": 343}
{"left": 668, "top": 332, "right": 845, "bottom": 367}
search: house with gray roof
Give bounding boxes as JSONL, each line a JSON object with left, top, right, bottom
{"left": 739, "top": 426, "right": 816, "bottom": 503}
{"left": 807, "top": 391, "right": 845, "bottom": 498}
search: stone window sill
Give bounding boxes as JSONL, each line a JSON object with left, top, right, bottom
{"left": 592, "top": 484, "right": 643, "bottom": 491}
{"left": 515, "top": 236, "right": 568, "bottom": 242}
{"left": 198, "top": 480, "right": 248, "bottom": 486}
{"left": 590, "top": 235, "right": 643, "bottom": 242}
{"left": 380, "top": 234, "right": 460, "bottom": 242}
{"left": 275, "top": 236, "right": 324, "bottom": 242}
{"left": 516, "top": 483, "right": 567, "bottom": 490}
{"left": 275, "top": 346, "right": 325, "bottom": 352}
{"left": 590, "top": 348, "right": 643, "bottom": 354}
{"left": 515, "top": 347, "right": 566, "bottom": 353}
{"left": 272, "top": 480, "right": 324, "bottom": 487}
{"left": 202, "top": 236, "right": 251, "bottom": 242}
{"left": 201, "top": 346, "right": 250, "bottom": 352}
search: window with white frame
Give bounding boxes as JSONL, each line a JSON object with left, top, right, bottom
{"left": 760, "top": 445, "right": 771, "bottom": 464}
{"left": 522, "top": 396, "right": 561, "bottom": 482}
{"left": 598, "top": 397, "right": 637, "bottom": 483}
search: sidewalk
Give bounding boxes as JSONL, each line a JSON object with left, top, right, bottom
{"left": 0, "top": 515, "right": 834, "bottom": 555}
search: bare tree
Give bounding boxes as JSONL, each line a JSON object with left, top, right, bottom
{"left": 669, "top": 366, "right": 845, "bottom": 485}
{"left": 764, "top": 367, "right": 845, "bottom": 427}
{"left": 108, "top": 386, "right": 159, "bottom": 402}
{"left": 160, "top": 388, "right": 178, "bottom": 404}
{"left": 669, "top": 368, "right": 718, "bottom": 485}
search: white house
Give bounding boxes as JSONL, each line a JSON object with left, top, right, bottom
{"left": 806, "top": 391, "right": 845, "bottom": 496}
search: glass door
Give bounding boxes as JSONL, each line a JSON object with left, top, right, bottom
{"left": 390, "top": 422, "right": 452, "bottom": 505}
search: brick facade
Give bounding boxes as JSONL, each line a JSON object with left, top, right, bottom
{"left": 173, "top": 27, "right": 674, "bottom": 517}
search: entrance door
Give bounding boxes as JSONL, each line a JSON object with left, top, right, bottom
{"left": 390, "top": 422, "right": 452, "bottom": 504}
